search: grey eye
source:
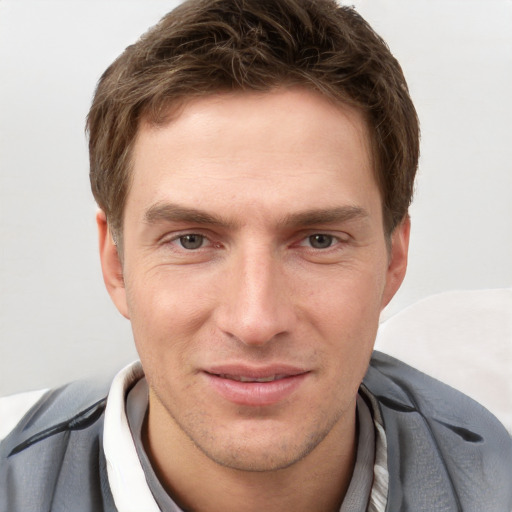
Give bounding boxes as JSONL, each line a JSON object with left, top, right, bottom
{"left": 179, "top": 234, "right": 204, "bottom": 249}
{"left": 308, "top": 234, "right": 334, "bottom": 249}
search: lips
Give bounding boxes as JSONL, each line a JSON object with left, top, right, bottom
{"left": 203, "top": 365, "right": 309, "bottom": 406}
{"left": 216, "top": 373, "right": 288, "bottom": 383}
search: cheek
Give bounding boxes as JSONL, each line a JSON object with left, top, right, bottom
{"left": 300, "top": 263, "right": 385, "bottom": 377}
{"left": 123, "top": 270, "right": 211, "bottom": 369}
{"left": 303, "top": 261, "right": 386, "bottom": 330}
{"left": 126, "top": 265, "right": 211, "bottom": 324}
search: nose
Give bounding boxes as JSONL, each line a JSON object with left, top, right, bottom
{"left": 215, "top": 245, "right": 296, "bottom": 347}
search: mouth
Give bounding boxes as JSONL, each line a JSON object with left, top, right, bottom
{"left": 214, "top": 373, "right": 290, "bottom": 383}
{"left": 203, "top": 366, "right": 309, "bottom": 406}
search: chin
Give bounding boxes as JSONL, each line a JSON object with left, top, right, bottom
{"left": 193, "top": 419, "right": 335, "bottom": 473}
{"left": 200, "top": 443, "right": 311, "bottom": 473}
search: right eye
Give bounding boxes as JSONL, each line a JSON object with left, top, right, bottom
{"left": 177, "top": 234, "right": 206, "bottom": 250}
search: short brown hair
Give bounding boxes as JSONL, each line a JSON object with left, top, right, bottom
{"left": 87, "top": 0, "right": 419, "bottom": 243}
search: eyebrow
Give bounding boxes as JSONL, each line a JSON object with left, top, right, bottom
{"left": 280, "top": 206, "right": 368, "bottom": 227}
{"left": 144, "top": 202, "right": 233, "bottom": 227}
{"left": 143, "top": 202, "right": 368, "bottom": 229}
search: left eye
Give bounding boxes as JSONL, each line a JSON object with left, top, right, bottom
{"left": 178, "top": 234, "right": 205, "bottom": 250}
{"left": 306, "top": 234, "right": 335, "bottom": 249}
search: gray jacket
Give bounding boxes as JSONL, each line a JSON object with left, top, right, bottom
{"left": 1, "top": 352, "right": 511, "bottom": 511}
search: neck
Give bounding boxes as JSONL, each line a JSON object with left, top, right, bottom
{"left": 143, "top": 395, "right": 358, "bottom": 512}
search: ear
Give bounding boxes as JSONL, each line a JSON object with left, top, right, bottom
{"left": 96, "top": 210, "right": 130, "bottom": 319}
{"left": 381, "top": 216, "right": 410, "bottom": 310}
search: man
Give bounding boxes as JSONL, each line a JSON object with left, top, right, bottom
{"left": 1, "top": 0, "right": 511, "bottom": 511}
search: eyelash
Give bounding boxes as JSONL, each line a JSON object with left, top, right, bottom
{"left": 163, "top": 232, "right": 347, "bottom": 252}
{"left": 298, "top": 234, "right": 342, "bottom": 250}
{"left": 164, "top": 232, "right": 215, "bottom": 250}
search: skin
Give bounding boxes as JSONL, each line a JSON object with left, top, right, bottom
{"left": 98, "top": 88, "right": 409, "bottom": 512}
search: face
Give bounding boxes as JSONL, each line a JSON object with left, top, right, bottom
{"left": 99, "top": 88, "right": 409, "bottom": 473}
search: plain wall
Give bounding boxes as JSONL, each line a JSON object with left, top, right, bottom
{"left": 1, "top": 0, "right": 511, "bottom": 395}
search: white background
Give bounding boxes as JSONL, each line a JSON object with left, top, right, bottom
{"left": 1, "top": 0, "right": 511, "bottom": 395}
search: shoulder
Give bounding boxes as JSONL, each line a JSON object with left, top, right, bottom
{"left": 364, "top": 351, "right": 512, "bottom": 512}
{"left": 0, "top": 377, "right": 113, "bottom": 512}
{"left": 0, "top": 377, "right": 111, "bottom": 456}
{"left": 0, "top": 389, "right": 49, "bottom": 441}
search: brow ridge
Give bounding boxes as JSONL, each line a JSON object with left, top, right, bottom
{"left": 143, "top": 202, "right": 368, "bottom": 229}
{"left": 281, "top": 206, "right": 368, "bottom": 227}
{"left": 144, "top": 202, "right": 233, "bottom": 227}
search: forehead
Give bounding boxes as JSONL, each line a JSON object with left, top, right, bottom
{"left": 127, "top": 88, "right": 379, "bottom": 223}
{"left": 137, "top": 86, "right": 371, "bottom": 149}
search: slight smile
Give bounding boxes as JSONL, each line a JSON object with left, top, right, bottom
{"left": 203, "top": 366, "right": 310, "bottom": 406}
